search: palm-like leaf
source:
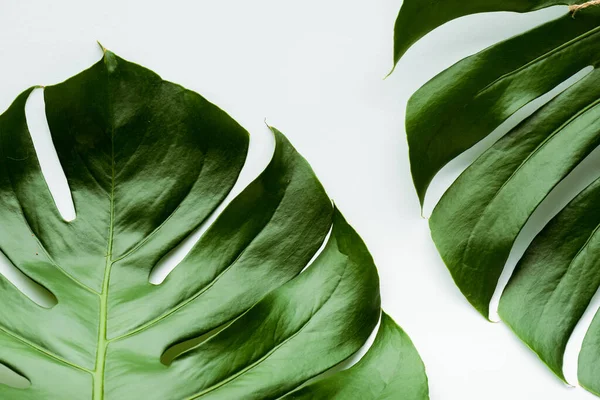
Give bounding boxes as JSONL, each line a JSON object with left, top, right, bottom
{"left": 394, "top": 1, "right": 600, "bottom": 395}
{"left": 0, "top": 49, "right": 428, "bottom": 399}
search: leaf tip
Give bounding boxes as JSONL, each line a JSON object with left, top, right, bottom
{"left": 96, "top": 40, "right": 107, "bottom": 54}
{"left": 264, "top": 119, "right": 277, "bottom": 133}
{"left": 384, "top": 65, "right": 396, "bottom": 80}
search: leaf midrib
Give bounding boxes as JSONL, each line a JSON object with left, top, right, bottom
{"left": 92, "top": 57, "right": 117, "bottom": 400}
{"left": 420, "top": 22, "right": 600, "bottom": 176}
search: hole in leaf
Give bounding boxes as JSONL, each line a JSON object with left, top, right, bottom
{"left": 159, "top": 219, "right": 332, "bottom": 365}
{"left": 0, "top": 362, "right": 30, "bottom": 389}
{"left": 489, "top": 131, "right": 600, "bottom": 321}
{"left": 149, "top": 124, "right": 276, "bottom": 285}
{"left": 423, "top": 66, "right": 595, "bottom": 217}
{"left": 0, "top": 250, "right": 57, "bottom": 308}
{"left": 25, "top": 88, "right": 76, "bottom": 222}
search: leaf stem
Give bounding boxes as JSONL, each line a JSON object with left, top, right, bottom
{"left": 93, "top": 156, "right": 115, "bottom": 399}
{"left": 570, "top": 0, "right": 600, "bottom": 17}
{"left": 93, "top": 59, "right": 116, "bottom": 400}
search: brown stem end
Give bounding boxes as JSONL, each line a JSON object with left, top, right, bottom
{"left": 570, "top": 0, "right": 600, "bottom": 18}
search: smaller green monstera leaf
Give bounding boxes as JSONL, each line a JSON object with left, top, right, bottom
{"left": 0, "top": 49, "right": 428, "bottom": 399}
{"left": 393, "top": 0, "right": 600, "bottom": 396}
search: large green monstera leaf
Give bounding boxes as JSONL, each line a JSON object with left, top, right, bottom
{"left": 394, "top": 0, "right": 600, "bottom": 395}
{"left": 0, "top": 49, "right": 428, "bottom": 399}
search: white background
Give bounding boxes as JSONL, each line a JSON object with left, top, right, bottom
{"left": 0, "top": 1, "right": 595, "bottom": 399}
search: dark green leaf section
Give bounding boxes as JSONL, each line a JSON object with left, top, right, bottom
{"left": 498, "top": 177, "right": 600, "bottom": 381}
{"left": 0, "top": 51, "right": 428, "bottom": 399}
{"left": 284, "top": 312, "right": 429, "bottom": 400}
{"left": 393, "top": 0, "right": 576, "bottom": 64}
{"left": 105, "top": 127, "right": 333, "bottom": 340}
{"left": 406, "top": 9, "right": 600, "bottom": 205}
{"left": 144, "top": 209, "right": 380, "bottom": 400}
{"left": 396, "top": 0, "right": 600, "bottom": 394}
{"left": 430, "top": 64, "right": 600, "bottom": 317}
{"left": 580, "top": 306, "right": 600, "bottom": 393}
{"left": 414, "top": 9, "right": 600, "bottom": 316}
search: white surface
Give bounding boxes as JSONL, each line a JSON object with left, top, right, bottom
{"left": 0, "top": 1, "right": 596, "bottom": 398}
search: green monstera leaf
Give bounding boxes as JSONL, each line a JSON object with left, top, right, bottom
{"left": 394, "top": 0, "right": 600, "bottom": 395}
{"left": 0, "top": 49, "right": 428, "bottom": 399}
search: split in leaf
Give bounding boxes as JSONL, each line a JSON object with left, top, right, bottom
{"left": 394, "top": 0, "right": 600, "bottom": 395}
{"left": 0, "top": 49, "right": 428, "bottom": 399}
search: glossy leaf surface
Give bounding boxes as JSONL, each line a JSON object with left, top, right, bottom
{"left": 393, "top": 0, "right": 576, "bottom": 64}
{"left": 284, "top": 312, "right": 429, "bottom": 400}
{"left": 0, "top": 50, "right": 428, "bottom": 399}
{"left": 395, "top": 0, "right": 600, "bottom": 395}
